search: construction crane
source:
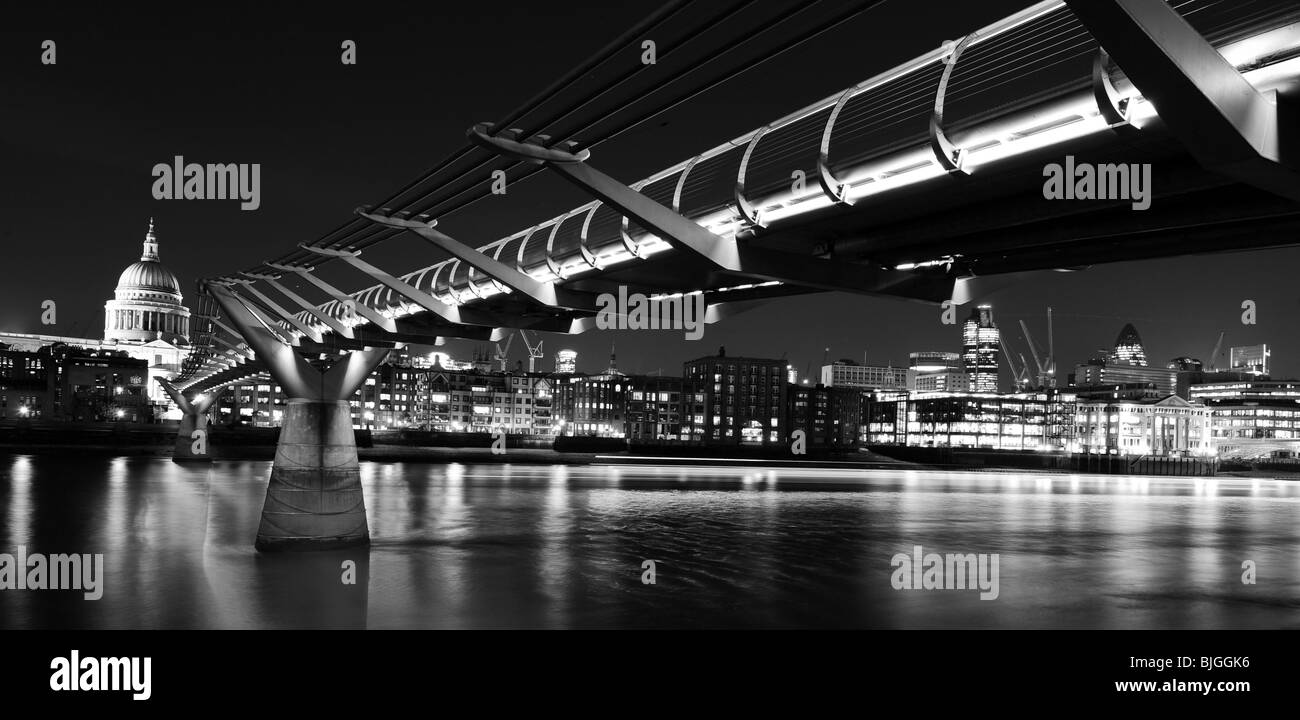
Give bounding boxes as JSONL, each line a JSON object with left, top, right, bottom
{"left": 1019, "top": 320, "right": 1046, "bottom": 388}
{"left": 1002, "top": 342, "right": 1032, "bottom": 390}
{"left": 1018, "top": 307, "right": 1057, "bottom": 388}
{"left": 1046, "top": 307, "right": 1055, "bottom": 386}
{"left": 1207, "top": 330, "right": 1225, "bottom": 371}
{"left": 493, "top": 333, "right": 515, "bottom": 372}
{"left": 518, "top": 329, "right": 543, "bottom": 373}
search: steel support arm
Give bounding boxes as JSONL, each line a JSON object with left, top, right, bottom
{"left": 469, "top": 124, "right": 962, "bottom": 299}
{"left": 1065, "top": 0, "right": 1299, "bottom": 201}
{"left": 298, "top": 245, "right": 469, "bottom": 325}
{"left": 265, "top": 263, "right": 400, "bottom": 334}
{"left": 212, "top": 334, "right": 255, "bottom": 359}
{"left": 230, "top": 279, "right": 324, "bottom": 343}
{"left": 468, "top": 124, "right": 743, "bottom": 271}
{"left": 356, "top": 209, "right": 600, "bottom": 311}
{"left": 320, "top": 347, "right": 391, "bottom": 399}
{"left": 156, "top": 378, "right": 218, "bottom": 415}
{"left": 242, "top": 271, "right": 356, "bottom": 338}
{"left": 208, "top": 316, "right": 246, "bottom": 341}
{"left": 297, "top": 245, "right": 524, "bottom": 329}
{"left": 205, "top": 282, "right": 324, "bottom": 399}
{"left": 550, "top": 161, "right": 744, "bottom": 271}
{"left": 219, "top": 286, "right": 302, "bottom": 346}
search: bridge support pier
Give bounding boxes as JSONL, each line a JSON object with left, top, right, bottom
{"left": 173, "top": 405, "right": 211, "bottom": 462}
{"left": 257, "top": 398, "right": 371, "bottom": 551}
{"left": 157, "top": 380, "right": 218, "bottom": 463}
{"left": 205, "top": 281, "right": 390, "bottom": 552}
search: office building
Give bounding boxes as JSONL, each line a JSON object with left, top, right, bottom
{"left": 1072, "top": 325, "right": 1175, "bottom": 397}
{"left": 60, "top": 349, "right": 152, "bottom": 423}
{"left": 554, "top": 349, "right": 578, "bottom": 374}
{"left": 961, "top": 305, "right": 1001, "bottom": 392}
{"left": 1071, "top": 360, "right": 1178, "bottom": 398}
{"left": 682, "top": 347, "right": 786, "bottom": 445}
{"left": 865, "top": 390, "right": 1075, "bottom": 451}
{"left": 789, "top": 384, "right": 862, "bottom": 448}
{"left": 1108, "top": 323, "right": 1148, "bottom": 366}
{"left": 820, "top": 359, "right": 907, "bottom": 390}
{"left": 1189, "top": 380, "right": 1300, "bottom": 404}
{"left": 625, "top": 375, "right": 690, "bottom": 440}
{"left": 907, "top": 351, "right": 969, "bottom": 392}
{"left": 567, "top": 372, "right": 629, "bottom": 437}
{"left": 1072, "top": 395, "right": 1213, "bottom": 457}
{"left": 1228, "top": 344, "right": 1270, "bottom": 376}
{"left": 0, "top": 346, "right": 52, "bottom": 418}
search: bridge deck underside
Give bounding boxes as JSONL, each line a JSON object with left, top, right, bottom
{"left": 316, "top": 1, "right": 1300, "bottom": 339}
{"left": 174, "top": 0, "right": 1300, "bottom": 390}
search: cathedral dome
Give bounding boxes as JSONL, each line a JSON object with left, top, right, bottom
{"left": 114, "top": 220, "right": 181, "bottom": 299}
{"left": 117, "top": 260, "right": 181, "bottom": 295}
{"left": 104, "top": 219, "right": 191, "bottom": 346}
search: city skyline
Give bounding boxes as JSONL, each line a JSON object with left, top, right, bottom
{"left": 1, "top": 216, "right": 1290, "bottom": 387}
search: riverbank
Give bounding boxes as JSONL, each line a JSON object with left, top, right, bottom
{"left": 0, "top": 442, "right": 907, "bottom": 468}
{"left": 2, "top": 420, "right": 1297, "bottom": 477}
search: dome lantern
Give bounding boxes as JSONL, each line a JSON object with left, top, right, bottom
{"left": 141, "top": 216, "right": 160, "bottom": 261}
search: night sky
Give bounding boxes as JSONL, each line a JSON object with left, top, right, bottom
{"left": 2, "top": 1, "right": 1296, "bottom": 383}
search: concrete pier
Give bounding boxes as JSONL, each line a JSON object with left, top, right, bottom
{"left": 157, "top": 380, "right": 217, "bottom": 464}
{"left": 255, "top": 399, "right": 369, "bottom": 551}
{"left": 172, "top": 408, "right": 211, "bottom": 462}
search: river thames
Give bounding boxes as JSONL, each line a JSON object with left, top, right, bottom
{"left": 1, "top": 454, "right": 1296, "bottom": 629}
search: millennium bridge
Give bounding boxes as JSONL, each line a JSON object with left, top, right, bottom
{"left": 160, "top": 0, "right": 1300, "bottom": 550}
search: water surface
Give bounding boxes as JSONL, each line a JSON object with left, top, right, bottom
{"left": 1, "top": 455, "right": 1296, "bottom": 629}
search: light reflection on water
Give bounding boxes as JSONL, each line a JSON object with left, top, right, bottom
{"left": 0, "top": 454, "right": 1296, "bottom": 629}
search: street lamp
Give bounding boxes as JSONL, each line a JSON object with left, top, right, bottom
{"left": 115, "top": 409, "right": 125, "bottom": 419}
